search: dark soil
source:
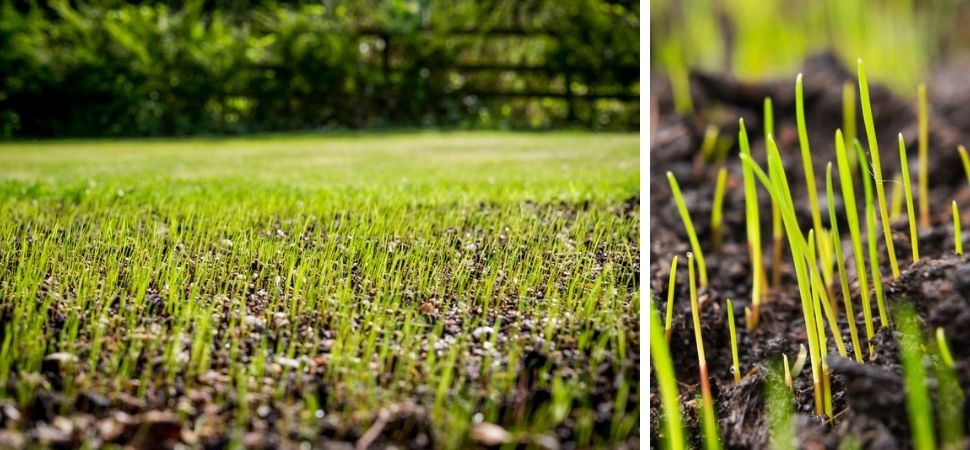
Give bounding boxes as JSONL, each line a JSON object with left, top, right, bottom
{"left": 650, "top": 52, "right": 970, "bottom": 448}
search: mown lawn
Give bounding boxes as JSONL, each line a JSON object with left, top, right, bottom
{"left": 0, "top": 131, "right": 639, "bottom": 449}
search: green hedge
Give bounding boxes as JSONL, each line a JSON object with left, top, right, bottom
{"left": 0, "top": 0, "right": 639, "bottom": 137}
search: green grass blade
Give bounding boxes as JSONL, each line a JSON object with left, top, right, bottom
{"left": 665, "top": 256, "right": 679, "bottom": 341}
{"left": 918, "top": 83, "right": 929, "bottom": 227}
{"left": 667, "top": 171, "right": 708, "bottom": 288}
{"left": 899, "top": 134, "right": 919, "bottom": 262}
{"left": 894, "top": 301, "right": 936, "bottom": 450}
{"left": 858, "top": 59, "right": 901, "bottom": 278}
{"left": 650, "top": 300, "right": 685, "bottom": 450}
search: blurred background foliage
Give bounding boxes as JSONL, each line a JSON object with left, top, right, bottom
{"left": 0, "top": 0, "right": 639, "bottom": 138}
{"left": 651, "top": 0, "right": 969, "bottom": 112}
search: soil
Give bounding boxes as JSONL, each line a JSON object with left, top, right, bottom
{"left": 650, "top": 52, "right": 970, "bottom": 448}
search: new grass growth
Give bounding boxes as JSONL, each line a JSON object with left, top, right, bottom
{"left": 666, "top": 255, "right": 679, "bottom": 341}
{"left": 918, "top": 84, "right": 930, "bottom": 227}
{"left": 826, "top": 163, "right": 864, "bottom": 362}
{"left": 764, "top": 98, "right": 786, "bottom": 289}
{"left": 858, "top": 59, "right": 901, "bottom": 278}
{"left": 895, "top": 302, "right": 936, "bottom": 450}
{"left": 766, "top": 359, "right": 795, "bottom": 450}
{"left": 650, "top": 300, "right": 685, "bottom": 450}
{"left": 668, "top": 172, "right": 709, "bottom": 288}
{"left": 899, "top": 134, "right": 920, "bottom": 262}
{"left": 954, "top": 200, "right": 963, "bottom": 255}
{"left": 855, "top": 140, "right": 890, "bottom": 328}
{"left": 726, "top": 299, "right": 740, "bottom": 384}
{"left": 0, "top": 132, "right": 639, "bottom": 448}
{"left": 958, "top": 145, "right": 970, "bottom": 185}
{"left": 933, "top": 328, "right": 964, "bottom": 450}
{"left": 835, "top": 130, "right": 876, "bottom": 354}
{"left": 710, "top": 166, "right": 728, "bottom": 249}
{"left": 687, "top": 253, "right": 720, "bottom": 450}
{"left": 796, "top": 74, "right": 834, "bottom": 287}
{"left": 738, "top": 120, "right": 764, "bottom": 326}
{"left": 739, "top": 136, "right": 826, "bottom": 415}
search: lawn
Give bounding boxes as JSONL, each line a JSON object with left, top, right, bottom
{"left": 0, "top": 131, "right": 639, "bottom": 449}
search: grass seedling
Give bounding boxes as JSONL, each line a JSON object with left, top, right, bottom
{"left": 843, "top": 82, "right": 858, "bottom": 171}
{"left": 918, "top": 84, "right": 930, "bottom": 227}
{"left": 772, "top": 203, "right": 784, "bottom": 288}
{"left": 890, "top": 174, "right": 904, "bottom": 222}
{"left": 958, "top": 145, "right": 970, "bottom": 185}
{"left": 668, "top": 172, "right": 708, "bottom": 287}
{"left": 835, "top": 130, "right": 876, "bottom": 355}
{"left": 796, "top": 74, "right": 833, "bottom": 286}
{"left": 727, "top": 298, "right": 740, "bottom": 385}
{"left": 827, "top": 163, "right": 864, "bottom": 362}
{"left": 933, "top": 327, "right": 963, "bottom": 450}
{"left": 895, "top": 302, "right": 936, "bottom": 450}
{"left": 764, "top": 98, "right": 784, "bottom": 289}
{"left": 650, "top": 300, "right": 685, "bottom": 450}
{"left": 953, "top": 200, "right": 963, "bottom": 255}
{"left": 713, "top": 135, "right": 734, "bottom": 164}
{"left": 665, "top": 256, "right": 679, "bottom": 341}
{"left": 739, "top": 137, "right": 824, "bottom": 415}
{"left": 899, "top": 134, "right": 919, "bottom": 262}
{"left": 710, "top": 166, "right": 728, "bottom": 249}
{"left": 766, "top": 359, "right": 795, "bottom": 450}
{"left": 700, "top": 125, "right": 720, "bottom": 162}
{"left": 738, "top": 119, "right": 764, "bottom": 326}
{"left": 936, "top": 328, "right": 955, "bottom": 367}
{"left": 805, "top": 230, "right": 847, "bottom": 359}
{"left": 783, "top": 354, "right": 793, "bottom": 388}
{"left": 858, "top": 59, "right": 901, "bottom": 278}
{"left": 662, "top": 41, "right": 693, "bottom": 115}
{"left": 687, "top": 253, "right": 719, "bottom": 450}
{"left": 856, "top": 140, "right": 890, "bottom": 328}
{"left": 764, "top": 98, "right": 774, "bottom": 138}
{"left": 806, "top": 230, "right": 837, "bottom": 416}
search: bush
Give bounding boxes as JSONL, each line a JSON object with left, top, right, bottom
{"left": 0, "top": 0, "right": 639, "bottom": 137}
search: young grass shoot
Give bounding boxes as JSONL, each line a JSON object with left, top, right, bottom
{"left": 858, "top": 59, "right": 901, "bottom": 278}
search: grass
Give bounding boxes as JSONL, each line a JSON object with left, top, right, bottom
{"left": 795, "top": 74, "right": 833, "bottom": 287}
{"left": 826, "top": 162, "right": 864, "bottom": 362}
{"left": 856, "top": 139, "right": 890, "bottom": 328}
{"left": 665, "top": 255, "right": 679, "bottom": 341}
{"left": 658, "top": 61, "right": 970, "bottom": 447}
{"left": 726, "top": 298, "right": 740, "bottom": 384}
{"left": 650, "top": 299, "right": 685, "bottom": 450}
{"left": 687, "top": 253, "right": 720, "bottom": 450}
{"left": 918, "top": 84, "right": 930, "bottom": 227}
{"left": 0, "top": 131, "right": 639, "bottom": 448}
{"left": 834, "top": 130, "right": 876, "bottom": 355}
{"left": 899, "top": 134, "right": 919, "bottom": 262}
{"left": 858, "top": 59, "right": 901, "bottom": 279}
{"left": 843, "top": 82, "right": 857, "bottom": 169}
{"left": 936, "top": 328, "right": 955, "bottom": 367}
{"left": 895, "top": 302, "right": 936, "bottom": 450}
{"left": 668, "top": 172, "right": 708, "bottom": 288}
{"left": 958, "top": 145, "right": 970, "bottom": 185}
{"left": 954, "top": 200, "right": 963, "bottom": 255}
{"left": 710, "top": 166, "right": 728, "bottom": 249}
{"left": 933, "top": 328, "right": 964, "bottom": 450}
{"left": 738, "top": 119, "right": 764, "bottom": 326}
{"left": 739, "top": 136, "right": 826, "bottom": 415}
{"left": 766, "top": 358, "right": 795, "bottom": 450}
